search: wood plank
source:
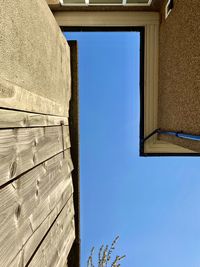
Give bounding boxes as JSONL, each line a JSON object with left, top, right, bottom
{"left": 9, "top": 251, "right": 23, "bottom": 267}
{"left": 0, "top": 109, "right": 68, "bottom": 128}
{"left": 24, "top": 196, "right": 74, "bottom": 267}
{"left": 48, "top": 219, "right": 75, "bottom": 267}
{"left": 56, "top": 223, "right": 76, "bottom": 267}
{"left": 0, "top": 78, "right": 67, "bottom": 116}
{"left": 0, "top": 151, "right": 73, "bottom": 267}
{"left": 28, "top": 199, "right": 75, "bottom": 267}
{"left": 0, "top": 125, "right": 70, "bottom": 186}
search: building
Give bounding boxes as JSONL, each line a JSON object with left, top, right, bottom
{"left": 0, "top": 0, "right": 199, "bottom": 266}
{"left": 48, "top": 0, "right": 200, "bottom": 156}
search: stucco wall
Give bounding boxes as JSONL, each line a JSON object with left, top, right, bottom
{"left": 158, "top": 0, "right": 200, "bottom": 152}
{"left": 0, "top": 0, "right": 70, "bottom": 116}
{"left": 47, "top": 0, "right": 60, "bottom": 4}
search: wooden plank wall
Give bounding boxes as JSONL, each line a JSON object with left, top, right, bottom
{"left": 0, "top": 108, "right": 75, "bottom": 267}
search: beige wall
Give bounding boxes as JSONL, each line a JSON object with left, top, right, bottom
{"left": 0, "top": 0, "right": 70, "bottom": 116}
{"left": 47, "top": 0, "right": 60, "bottom": 4}
{"left": 158, "top": 0, "right": 200, "bottom": 152}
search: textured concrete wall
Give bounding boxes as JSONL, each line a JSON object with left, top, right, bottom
{"left": 0, "top": 0, "right": 70, "bottom": 116}
{"left": 158, "top": 0, "right": 200, "bottom": 152}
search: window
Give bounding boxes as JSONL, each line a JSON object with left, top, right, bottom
{"left": 60, "top": 0, "right": 152, "bottom": 6}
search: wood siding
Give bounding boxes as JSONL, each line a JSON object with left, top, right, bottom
{"left": 0, "top": 110, "right": 75, "bottom": 267}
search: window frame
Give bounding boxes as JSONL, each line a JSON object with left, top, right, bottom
{"left": 59, "top": 0, "right": 153, "bottom": 7}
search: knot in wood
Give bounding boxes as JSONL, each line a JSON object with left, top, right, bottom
{"left": 35, "top": 189, "right": 39, "bottom": 199}
{"left": 15, "top": 204, "right": 21, "bottom": 220}
{"left": 10, "top": 161, "right": 17, "bottom": 178}
{"left": 23, "top": 116, "right": 28, "bottom": 126}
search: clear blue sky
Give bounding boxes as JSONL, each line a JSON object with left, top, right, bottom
{"left": 64, "top": 32, "right": 200, "bottom": 267}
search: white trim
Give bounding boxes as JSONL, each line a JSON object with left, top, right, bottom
{"left": 54, "top": 11, "right": 195, "bottom": 154}
{"left": 165, "top": 0, "right": 172, "bottom": 19}
{"left": 59, "top": 0, "right": 152, "bottom": 6}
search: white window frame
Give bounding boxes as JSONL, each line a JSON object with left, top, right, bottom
{"left": 54, "top": 11, "right": 194, "bottom": 154}
{"left": 165, "top": 0, "right": 173, "bottom": 19}
{"left": 59, "top": 0, "right": 153, "bottom": 7}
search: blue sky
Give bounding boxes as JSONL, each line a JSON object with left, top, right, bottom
{"left": 64, "top": 32, "right": 200, "bottom": 267}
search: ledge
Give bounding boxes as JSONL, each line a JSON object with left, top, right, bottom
{"left": 67, "top": 41, "right": 81, "bottom": 267}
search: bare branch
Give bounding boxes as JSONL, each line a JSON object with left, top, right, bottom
{"left": 87, "top": 236, "right": 125, "bottom": 267}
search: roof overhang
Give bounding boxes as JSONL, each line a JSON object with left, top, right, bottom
{"left": 67, "top": 41, "right": 81, "bottom": 267}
